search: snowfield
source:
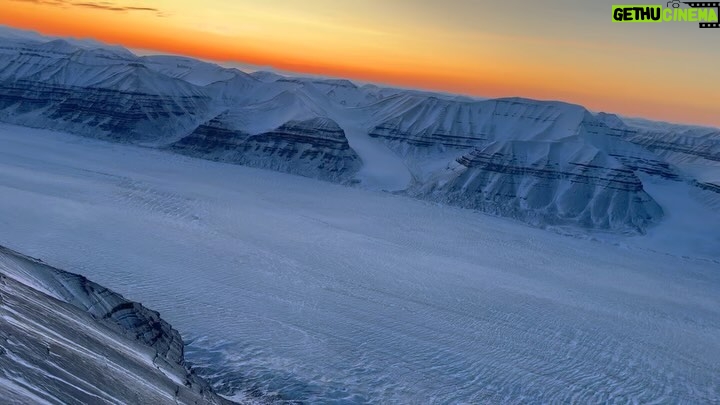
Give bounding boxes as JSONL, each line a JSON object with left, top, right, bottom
{"left": 0, "top": 124, "right": 718, "bottom": 403}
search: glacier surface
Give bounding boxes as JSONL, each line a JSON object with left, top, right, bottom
{"left": 0, "top": 124, "right": 718, "bottom": 403}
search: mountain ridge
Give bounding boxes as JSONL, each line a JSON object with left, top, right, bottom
{"left": 0, "top": 27, "right": 717, "bottom": 234}
{"left": 0, "top": 244, "right": 234, "bottom": 404}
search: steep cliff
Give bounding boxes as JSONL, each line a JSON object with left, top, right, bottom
{"left": 173, "top": 116, "right": 362, "bottom": 182}
{"left": 0, "top": 245, "right": 233, "bottom": 404}
{"left": 413, "top": 140, "right": 663, "bottom": 233}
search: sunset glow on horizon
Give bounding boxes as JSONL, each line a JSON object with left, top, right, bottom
{"left": 1, "top": 0, "right": 717, "bottom": 127}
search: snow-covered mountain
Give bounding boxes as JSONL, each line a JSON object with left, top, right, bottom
{"left": 0, "top": 27, "right": 717, "bottom": 234}
{"left": 173, "top": 116, "right": 362, "bottom": 181}
{"left": 414, "top": 140, "right": 663, "bottom": 232}
{"left": 0, "top": 38, "right": 214, "bottom": 144}
{"left": 0, "top": 245, "right": 232, "bottom": 404}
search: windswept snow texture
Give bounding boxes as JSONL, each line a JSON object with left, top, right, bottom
{"left": 2, "top": 29, "right": 719, "bottom": 233}
{"left": 0, "top": 125, "right": 718, "bottom": 403}
{"left": 0, "top": 246, "right": 231, "bottom": 405}
{"left": 0, "top": 246, "right": 186, "bottom": 366}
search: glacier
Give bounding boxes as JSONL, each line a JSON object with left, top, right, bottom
{"left": 0, "top": 124, "right": 718, "bottom": 403}
{"left": 0, "top": 25, "right": 719, "bottom": 403}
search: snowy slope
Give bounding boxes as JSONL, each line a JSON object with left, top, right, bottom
{"left": 142, "top": 55, "right": 242, "bottom": 86}
{"left": 0, "top": 37, "right": 214, "bottom": 144}
{"left": 415, "top": 139, "right": 663, "bottom": 233}
{"left": 364, "top": 97, "right": 684, "bottom": 231}
{"left": 0, "top": 245, "right": 232, "bottom": 405}
{"left": 0, "top": 26, "right": 718, "bottom": 234}
{"left": 368, "top": 97, "right": 586, "bottom": 148}
{"left": 173, "top": 116, "right": 362, "bottom": 182}
{"left": 0, "top": 124, "right": 718, "bottom": 403}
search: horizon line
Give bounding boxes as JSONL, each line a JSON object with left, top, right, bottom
{"left": 3, "top": 24, "right": 718, "bottom": 131}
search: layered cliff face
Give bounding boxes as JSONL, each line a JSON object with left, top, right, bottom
{"left": 0, "top": 246, "right": 184, "bottom": 365}
{"left": 627, "top": 129, "right": 720, "bottom": 165}
{"left": 173, "top": 116, "right": 362, "bottom": 182}
{"left": 0, "top": 246, "right": 232, "bottom": 404}
{"left": 579, "top": 117, "right": 681, "bottom": 181}
{"left": 413, "top": 140, "right": 663, "bottom": 233}
{"left": 364, "top": 97, "right": 677, "bottom": 232}
{"left": 1, "top": 28, "right": 718, "bottom": 234}
{"left": 0, "top": 40, "right": 213, "bottom": 143}
{"left": 368, "top": 97, "right": 586, "bottom": 149}
{"left": 367, "top": 97, "right": 680, "bottom": 179}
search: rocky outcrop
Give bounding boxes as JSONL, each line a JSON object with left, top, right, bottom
{"left": 368, "top": 97, "right": 595, "bottom": 149}
{"left": 368, "top": 97, "right": 492, "bottom": 148}
{"left": 0, "top": 245, "right": 232, "bottom": 404}
{"left": 694, "top": 181, "right": 720, "bottom": 194}
{"left": 173, "top": 116, "right": 362, "bottom": 182}
{"left": 627, "top": 130, "right": 720, "bottom": 164}
{"left": 0, "top": 41, "right": 213, "bottom": 143}
{"left": 0, "top": 246, "right": 185, "bottom": 365}
{"left": 413, "top": 140, "right": 663, "bottom": 233}
{"left": 579, "top": 123, "right": 681, "bottom": 181}
{"left": 691, "top": 180, "right": 720, "bottom": 209}
{"left": 2, "top": 29, "right": 716, "bottom": 235}
{"left": 368, "top": 96, "right": 681, "bottom": 180}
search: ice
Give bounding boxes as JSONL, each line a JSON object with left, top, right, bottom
{"left": 0, "top": 124, "right": 718, "bottom": 403}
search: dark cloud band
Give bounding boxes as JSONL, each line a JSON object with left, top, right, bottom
{"left": 9, "top": 0, "right": 164, "bottom": 16}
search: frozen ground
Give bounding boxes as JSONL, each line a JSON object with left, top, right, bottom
{"left": 0, "top": 124, "right": 718, "bottom": 403}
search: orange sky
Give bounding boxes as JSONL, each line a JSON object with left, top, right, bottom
{"left": 1, "top": 0, "right": 717, "bottom": 127}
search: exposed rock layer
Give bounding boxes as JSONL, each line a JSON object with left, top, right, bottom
{"left": 173, "top": 117, "right": 362, "bottom": 181}
{"left": 0, "top": 245, "right": 233, "bottom": 405}
{"left": 413, "top": 141, "right": 663, "bottom": 233}
{"left": 0, "top": 31, "right": 718, "bottom": 234}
